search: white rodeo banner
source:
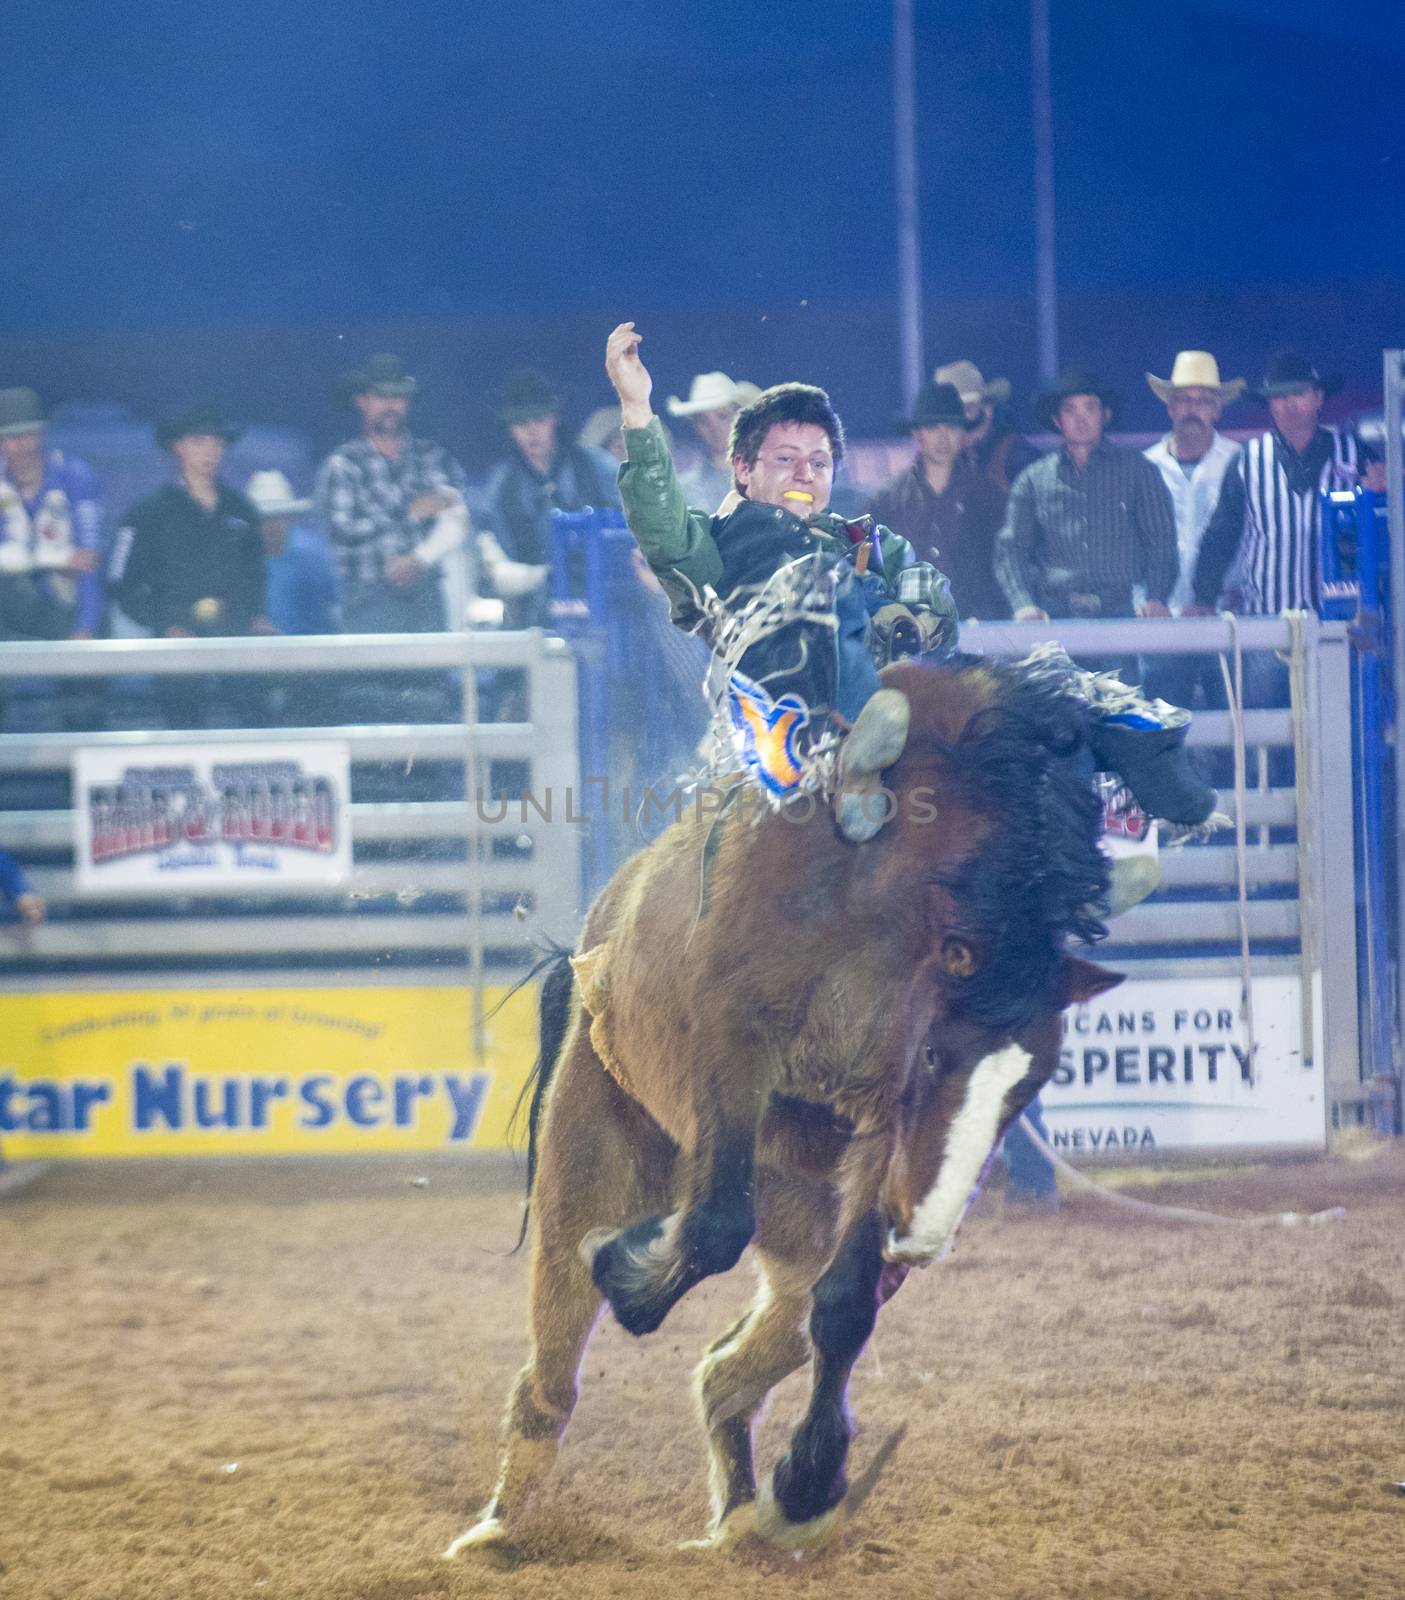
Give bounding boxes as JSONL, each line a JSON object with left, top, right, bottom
{"left": 73, "top": 742, "right": 352, "bottom": 894}
{"left": 1042, "top": 974, "right": 1325, "bottom": 1154}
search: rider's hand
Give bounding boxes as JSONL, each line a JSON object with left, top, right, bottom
{"left": 605, "top": 322, "right": 654, "bottom": 431}
{"left": 1138, "top": 599, "right": 1171, "bottom": 618}
{"left": 1013, "top": 605, "right": 1049, "bottom": 622}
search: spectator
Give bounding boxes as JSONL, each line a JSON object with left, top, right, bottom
{"left": 110, "top": 404, "right": 269, "bottom": 639}
{"left": 1142, "top": 351, "right": 1245, "bottom": 712}
{"left": 247, "top": 471, "right": 338, "bottom": 635}
{"left": 316, "top": 353, "right": 469, "bottom": 633}
{"left": 485, "top": 370, "right": 617, "bottom": 624}
{"left": 995, "top": 368, "right": 1178, "bottom": 626}
{"left": 0, "top": 388, "right": 103, "bottom": 640}
{"left": 0, "top": 843, "right": 44, "bottom": 926}
{"left": 935, "top": 360, "right": 1039, "bottom": 492}
{"left": 665, "top": 371, "right": 761, "bottom": 513}
{"left": 578, "top": 405, "right": 628, "bottom": 464}
{"left": 1192, "top": 351, "right": 1360, "bottom": 622}
{"left": 869, "top": 380, "right": 1009, "bottom": 621}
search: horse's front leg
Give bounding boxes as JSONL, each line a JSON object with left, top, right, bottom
{"left": 762, "top": 1210, "right": 909, "bottom": 1541}
{"left": 587, "top": 1044, "right": 761, "bottom": 1337}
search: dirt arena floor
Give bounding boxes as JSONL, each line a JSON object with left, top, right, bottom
{"left": 3, "top": 1145, "right": 1403, "bottom": 1600}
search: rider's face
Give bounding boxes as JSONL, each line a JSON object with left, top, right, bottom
{"left": 733, "top": 422, "right": 835, "bottom": 515}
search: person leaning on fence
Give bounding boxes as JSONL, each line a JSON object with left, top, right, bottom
{"left": 0, "top": 388, "right": 104, "bottom": 642}
{"left": 604, "top": 321, "right": 1216, "bottom": 832}
{"left": 483, "top": 370, "right": 619, "bottom": 627}
{"left": 315, "top": 353, "right": 470, "bottom": 634}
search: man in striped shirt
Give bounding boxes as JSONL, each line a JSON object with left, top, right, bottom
{"left": 1190, "top": 351, "right": 1359, "bottom": 620}
{"left": 995, "top": 369, "right": 1178, "bottom": 625}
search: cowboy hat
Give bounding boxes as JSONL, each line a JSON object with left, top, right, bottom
{"left": 666, "top": 371, "right": 754, "bottom": 416}
{"left": 933, "top": 360, "right": 1011, "bottom": 408}
{"left": 342, "top": 352, "right": 418, "bottom": 398}
{"left": 1035, "top": 368, "right": 1120, "bottom": 429}
{"left": 1251, "top": 350, "right": 1343, "bottom": 403}
{"left": 1146, "top": 351, "right": 1246, "bottom": 405}
{"left": 0, "top": 388, "right": 45, "bottom": 438}
{"left": 245, "top": 470, "right": 312, "bottom": 518}
{"left": 899, "top": 381, "right": 978, "bottom": 432}
{"left": 498, "top": 369, "right": 560, "bottom": 424}
{"left": 155, "top": 403, "right": 241, "bottom": 450}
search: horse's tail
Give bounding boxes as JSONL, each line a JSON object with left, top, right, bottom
{"left": 507, "top": 942, "right": 576, "bottom": 1254}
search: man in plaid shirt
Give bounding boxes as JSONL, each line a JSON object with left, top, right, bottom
{"left": 315, "top": 354, "right": 470, "bottom": 632}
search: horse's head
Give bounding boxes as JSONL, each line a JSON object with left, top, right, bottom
{"left": 881, "top": 954, "right": 1123, "bottom": 1264}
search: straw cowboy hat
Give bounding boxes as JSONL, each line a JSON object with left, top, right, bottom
{"left": 1146, "top": 351, "right": 1246, "bottom": 405}
{"left": 245, "top": 470, "right": 312, "bottom": 517}
{"left": 666, "top": 371, "right": 756, "bottom": 416}
{"left": 933, "top": 360, "right": 1011, "bottom": 408}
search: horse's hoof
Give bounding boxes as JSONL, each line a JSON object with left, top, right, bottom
{"left": 443, "top": 1515, "right": 510, "bottom": 1560}
{"left": 679, "top": 1503, "right": 757, "bottom": 1553}
{"left": 754, "top": 1477, "right": 843, "bottom": 1552}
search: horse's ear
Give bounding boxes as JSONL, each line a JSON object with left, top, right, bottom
{"left": 1058, "top": 955, "right": 1123, "bottom": 1006}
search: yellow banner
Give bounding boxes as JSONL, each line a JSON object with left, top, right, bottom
{"left": 0, "top": 986, "right": 538, "bottom": 1158}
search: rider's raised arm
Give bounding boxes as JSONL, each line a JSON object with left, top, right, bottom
{"left": 606, "top": 321, "right": 724, "bottom": 621}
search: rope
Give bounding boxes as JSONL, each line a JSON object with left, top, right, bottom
{"left": 1217, "top": 611, "right": 1256, "bottom": 1080}
{"left": 1016, "top": 1111, "right": 1344, "bottom": 1229}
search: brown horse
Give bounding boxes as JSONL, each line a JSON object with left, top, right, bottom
{"left": 446, "top": 656, "right": 1118, "bottom": 1556}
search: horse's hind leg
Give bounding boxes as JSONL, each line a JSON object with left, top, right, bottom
{"left": 686, "top": 1162, "right": 847, "bottom": 1549}
{"left": 445, "top": 1025, "right": 671, "bottom": 1558}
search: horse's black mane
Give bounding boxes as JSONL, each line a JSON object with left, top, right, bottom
{"left": 935, "top": 653, "right": 1108, "bottom": 1033}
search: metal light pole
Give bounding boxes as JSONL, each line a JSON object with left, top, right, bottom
{"left": 894, "top": 0, "right": 924, "bottom": 406}
{"left": 1384, "top": 349, "right": 1405, "bottom": 1102}
{"left": 1031, "top": 0, "right": 1059, "bottom": 386}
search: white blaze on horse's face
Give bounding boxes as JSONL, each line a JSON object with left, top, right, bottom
{"left": 884, "top": 1044, "right": 1032, "bottom": 1265}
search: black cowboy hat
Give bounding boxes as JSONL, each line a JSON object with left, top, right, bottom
{"left": 341, "top": 352, "right": 418, "bottom": 399}
{"left": 498, "top": 369, "right": 561, "bottom": 425}
{"left": 155, "top": 403, "right": 242, "bottom": 450}
{"left": 1035, "top": 368, "right": 1120, "bottom": 429}
{"left": 899, "top": 380, "right": 976, "bottom": 433}
{"left": 1251, "top": 350, "right": 1343, "bottom": 403}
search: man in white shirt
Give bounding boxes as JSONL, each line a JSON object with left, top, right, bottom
{"left": 1142, "top": 350, "right": 1244, "bottom": 706}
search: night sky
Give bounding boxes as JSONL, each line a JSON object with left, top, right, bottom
{"left": 5, "top": 1, "right": 1403, "bottom": 441}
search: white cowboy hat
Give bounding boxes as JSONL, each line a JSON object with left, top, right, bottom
{"left": 1146, "top": 351, "right": 1246, "bottom": 405}
{"left": 246, "top": 470, "right": 312, "bottom": 517}
{"left": 666, "top": 371, "right": 753, "bottom": 416}
{"left": 933, "top": 360, "right": 1011, "bottom": 408}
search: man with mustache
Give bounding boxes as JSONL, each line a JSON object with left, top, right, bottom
{"left": 1142, "top": 351, "right": 1245, "bottom": 707}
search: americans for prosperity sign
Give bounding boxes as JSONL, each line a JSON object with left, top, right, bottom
{"left": 74, "top": 741, "right": 351, "bottom": 893}
{"left": 1042, "top": 974, "right": 1325, "bottom": 1154}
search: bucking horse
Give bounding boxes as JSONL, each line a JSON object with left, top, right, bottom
{"left": 446, "top": 655, "right": 1123, "bottom": 1559}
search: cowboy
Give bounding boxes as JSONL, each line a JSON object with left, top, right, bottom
{"left": 110, "top": 404, "right": 268, "bottom": 640}
{"left": 996, "top": 367, "right": 1178, "bottom": 626}
{"left": 316, "top": 353, "right": 470, "bottom": 633}
{"left": 0, "top": 388, "right": 104, "bottom": 641}
{"left": 606, "top": 323, "right": 1215, "bottom": 831}
{"left": 666, "top": 370, "right": 762, "bottom": 513}
{"left": 935, "top": 360, "right": 1039, "bottom": 493}
{"left": 870, "top": 380, "right": 1010, "bottom": 621}
{"left": 484, "top": 369, "right": 618, "bottom": 625}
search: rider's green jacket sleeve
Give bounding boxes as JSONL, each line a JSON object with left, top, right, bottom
{"left": 618, "top": 417, "right": 723, "bottom": 622}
